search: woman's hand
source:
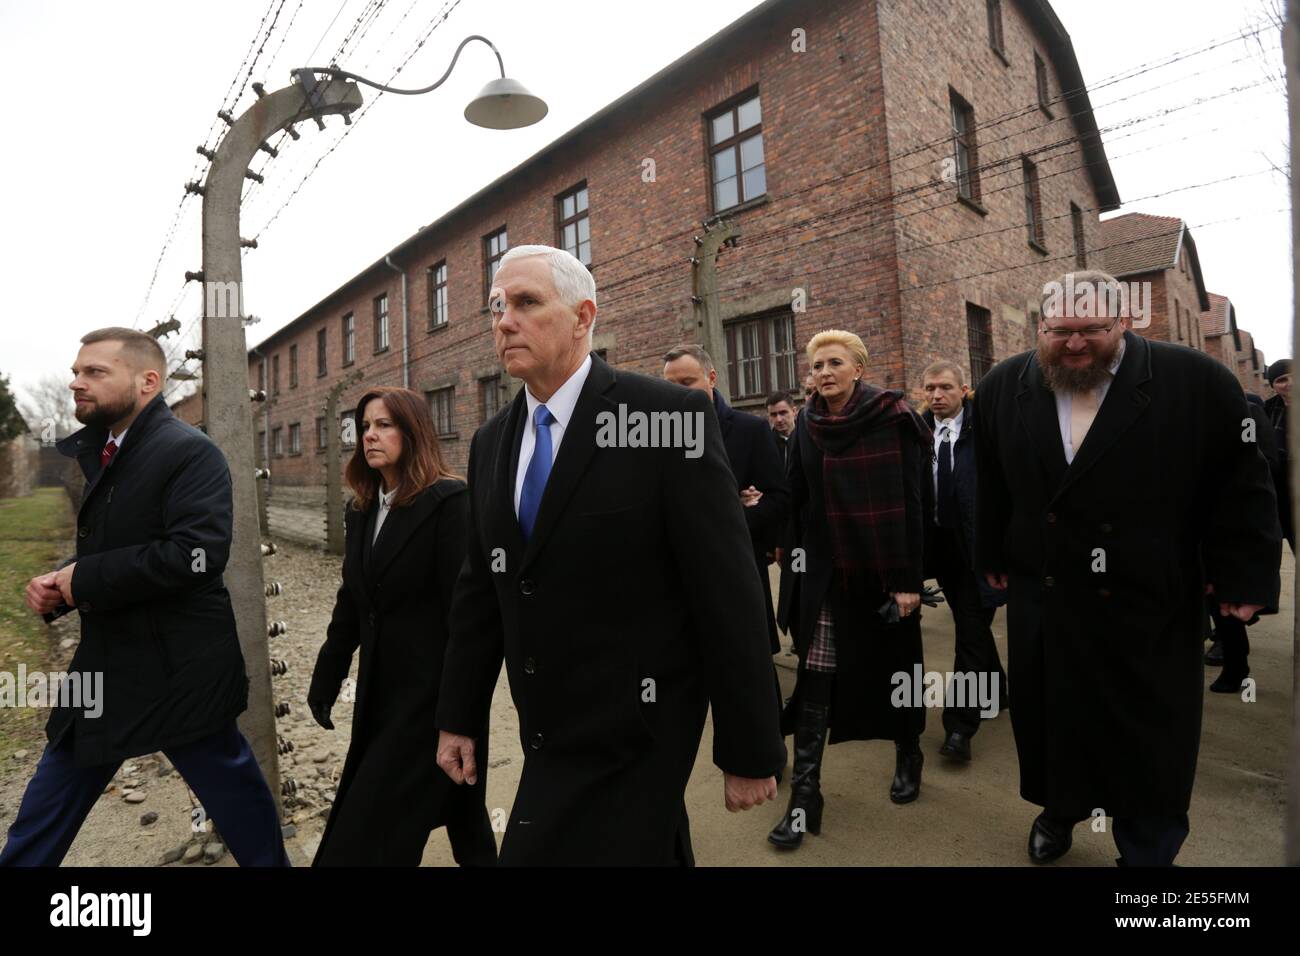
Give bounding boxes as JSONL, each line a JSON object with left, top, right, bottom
{"left": 891, "top": 592, "right": 920, "bottom": 617}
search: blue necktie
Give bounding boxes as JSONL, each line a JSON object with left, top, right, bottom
{"left": 518, "top": 404, "right": 555, "bottom": 542}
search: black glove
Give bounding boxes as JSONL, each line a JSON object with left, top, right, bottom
{"left": 308, "top": 698, "right": 334, "bottom": 730}
{"left": 921, "top": 585, "right": 945, "bottom": 607}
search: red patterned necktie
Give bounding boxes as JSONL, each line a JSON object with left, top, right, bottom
{"left": 100, "top": 440, "right": 119, "bottom": 469}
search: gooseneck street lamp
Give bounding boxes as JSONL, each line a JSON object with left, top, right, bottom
{"left": 197, "top": 36, "right": 545, "bottom": 816}
{"left": 292, "top": 34, "right": 548, "bottom": 129}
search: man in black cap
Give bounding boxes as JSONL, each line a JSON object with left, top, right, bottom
{"left": 1264, "top": 359, "right": 1292, "bottom": 552}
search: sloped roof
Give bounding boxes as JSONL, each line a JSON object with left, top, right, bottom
{"left": 1201, "top": 292, "right": 1231, "bottom": 337}
{"left": 1100, "top": 213, "right": 1211, "bottom": 311}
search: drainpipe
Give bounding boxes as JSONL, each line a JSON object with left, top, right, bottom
{"left": 384, "top": 255, "right": 409, "bottom": 389}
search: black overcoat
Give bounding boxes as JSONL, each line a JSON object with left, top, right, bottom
{"left": 435, "top": 354, "right": 785, "bottom": 865}
{"left": 46, "top": 395, "right": 248, "bottom": 767}
{"left": 785, "top": 403, "right": 928, "bottom": 744}
{"left": 714, "top": 390, "right": 790, "bottom": 653}
{"left": 309, "top": 480, "right": 492, "bottom": 865}
{"left": 975, "top": 332, "right": 1281, "bottom": 818}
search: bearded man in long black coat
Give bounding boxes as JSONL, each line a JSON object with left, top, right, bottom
{"left": 974, "top": 271, "right": 1280, "bottom": 866}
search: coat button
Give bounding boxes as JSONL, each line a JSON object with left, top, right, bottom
{"left": 78, "top": 527, "right": 89, "bottom": 538}
{"left": 1045, "top": 512, "right": 1056, "bottom": 524}
{"left": 1100, "top": 523, "right": 1113, "bottom": 533}
{"left": 519, "top": 579, "right": 536, "bottom": 596}
{"left": 530, "top": 732, "right": 544, "bottom": 751}
{"left": 1043, "top": 576, "right": 1055, "bottom": 587}
{"left": 368, "top": 612, "right": 376, "bottom": 627}
{"left": 1098, "top": 588, "right": 1111, "bottom": 598}
{"left": 523, "top": 657, "right": 536, "bottom": 675}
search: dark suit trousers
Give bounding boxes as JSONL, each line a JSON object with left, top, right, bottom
{"left": 1047, "top": 812, "right": 1189, "bottom": 866}
{"left": 0, "top": 721, "right": 289, "bottom": 867}
{"left": 932, "top": 527, "right": 1006, "bottom": 737}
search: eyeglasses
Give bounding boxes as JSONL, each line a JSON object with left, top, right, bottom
{"left": 1039, "top": 317, "right": 1120, "bottom": 340}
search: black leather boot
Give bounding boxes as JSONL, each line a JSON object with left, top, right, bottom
{"left": 889, "top": 738, "right": 923, "bottom": 804}
{"left": 767, "top": 701, "right": 830, "bottom": 849}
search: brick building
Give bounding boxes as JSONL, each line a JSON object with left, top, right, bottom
{"left": 1099, "top": 212, "right": 1210, "bottom": 350}
{"left": 1201, "top": 292, "right": 1268, "bottom": 395}
{"left": 225, "top": 0, "right": 1119, "bottom": 493}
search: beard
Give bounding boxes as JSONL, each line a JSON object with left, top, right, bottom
{"left": 1038, "top": 337, "right": 1121, "bottom": 393}
{"left": 75, "top": 392, "right": 137, "bottom": 429}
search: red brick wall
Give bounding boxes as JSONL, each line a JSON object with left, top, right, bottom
{"left": 877, "top": 0, "right": 1109, "bottom": 399}
{"left": 246, "top": 0, "right": 906, "bottom": 485}
{"left": 246, "top": 0, "right": 1117, "bottom": 486}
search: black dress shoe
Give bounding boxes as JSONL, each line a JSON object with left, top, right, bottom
{"left": 889, "top": 744, "right": 923, "bottom": 804}
{"left": 939, "top": 731, "right": 972, "bottom": 762}
{"left": 1027, "top": 812, "right": 1075, "bottom": 864}
{"left": 1204, "top": 640, "right": 1224, "bottom": 665}
{"left": 1209, "top": 668, "right": 1249, "bottom": 693}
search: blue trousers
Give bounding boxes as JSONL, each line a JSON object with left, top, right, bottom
{"left": 0, "top": 722, "right": 290, "bottom": 867}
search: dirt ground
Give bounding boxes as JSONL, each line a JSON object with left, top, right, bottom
{"left": 0, "top": 536, "right": 1292, "bottom": 867}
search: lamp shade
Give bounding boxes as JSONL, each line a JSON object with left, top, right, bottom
{"left": 464, "top": 77, "right": 548, "bottom": 129}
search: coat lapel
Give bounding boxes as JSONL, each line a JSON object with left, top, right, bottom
{"left": 520, "top": 357, "right": 616, "bottom": 571}
{"left": 1015, "top": 352, "right": 1070, "bottom": 496}
{"left": 486, "top": 391, "right": 528, "bottom": 566}
{"left": 1053, "top": 331, "right": 1152, "bottom": 502}
{"left": 369, "top": 484, "right": 447, "bottom": 583}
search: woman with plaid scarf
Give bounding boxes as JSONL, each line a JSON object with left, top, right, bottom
{"left": 769, "top": 330, "right": 932, "bottom": 850}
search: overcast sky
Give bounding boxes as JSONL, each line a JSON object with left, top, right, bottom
{"left": 1, "top": 0, "right": 1290, "bottom": 408}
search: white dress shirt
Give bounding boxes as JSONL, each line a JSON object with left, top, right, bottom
{"left": 931, "top": 405, "right": 963, "bottom": 518}
{"left": 1054, "top": 338, "right": 1126, "bottom": 465}
{"left": 372, "top": 485, "right": 396, "bottom": 544}
{"left": 106, "top": 424, "right": 129, "bottom": 452}
{"left": 514, "top": 354, "right": 593, "bottom": 517}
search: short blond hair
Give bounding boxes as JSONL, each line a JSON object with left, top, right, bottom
{"left": 807, "top": 329, "right": 868, "bottom": 371}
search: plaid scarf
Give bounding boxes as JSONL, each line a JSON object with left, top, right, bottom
{"left": 804, "top": 380, "right": 932, "bottom": 592}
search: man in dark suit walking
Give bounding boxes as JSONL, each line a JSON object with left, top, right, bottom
{"left": 2, "top": 328, "right": 287, "bottom": 867}
{"left": 434, "top": 245, "right": 784, "bottom": 865}
{"left": 663, "top": 345, "right": 790, "bottom": 655}
{"left": 918, "top": 361, "right": 1007, "bottom": 763}
{"left": 975, "top": 272, "right": 1279, "bottom": 866}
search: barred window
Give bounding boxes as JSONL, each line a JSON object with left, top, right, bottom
{"left": 724, "top": 310, "right": 798, "bottom": 400}
{"left": 966, "top": 303, "right": 994, "bottom": 386}
{"left": 427, "top": 387, "right": 455, "bottom": 437}
{"left": 951, "top": 90, "right": 981, "bottom": 204}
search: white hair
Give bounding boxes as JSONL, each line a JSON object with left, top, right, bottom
{"left": 499, "top": 244, "right": 596, "bottom": 311}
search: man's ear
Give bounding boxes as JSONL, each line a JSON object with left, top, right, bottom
{"left": 139, "top": 368, "right": 162, "bottom": 397}
{"left": 574, "top": 299, "right": 596, "bottom": 339}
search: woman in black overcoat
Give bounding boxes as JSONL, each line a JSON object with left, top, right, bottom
{"left": 768, "top": 330, "right": 931, "bottom": 851}
{"left": 308, "top": 387, "right": 496, "bottom": 866}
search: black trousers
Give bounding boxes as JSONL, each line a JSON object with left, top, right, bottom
{"left": 1049, "top": 812, "right": 1189, "bottom": 866}
{"left": 932, "top": 528, "right": 1007, "bottom": 737}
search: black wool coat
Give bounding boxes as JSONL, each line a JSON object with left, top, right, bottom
{"left": 47, "top": 395, "right": 248, "bottom": 767}
{"left": 309, "top": 480, "right": 492, "bottom": 865}
{"left": 435, "top": 354, "right": 785, "bottom": 866}
{"left": 785, "top": 405, "right": 928, "bottom": 744}
{"left": 714, "top": 389, "right": 791, "bottom": 653}
{"left": 975, "top": 332, "right": 1281, "bottom": 818}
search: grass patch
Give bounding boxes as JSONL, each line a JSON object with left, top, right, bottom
{"left": 0, "top": 487, "right": 74, "bottom": 759}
